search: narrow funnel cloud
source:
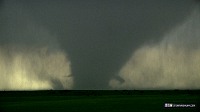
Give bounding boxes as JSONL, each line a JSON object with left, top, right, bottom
{"left": 0, "top": 1, "right": 73, "bottom": 90}
{"left": 110, "top": 6, "right": 200, "bottom": 90}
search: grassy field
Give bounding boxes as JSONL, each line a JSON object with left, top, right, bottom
{"left": 0, "top": 90, "right": 199, "bottom": 112}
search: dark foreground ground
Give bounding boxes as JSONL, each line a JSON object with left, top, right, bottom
{"left": 0, "top": 90, "right": 199, "bottom": 112}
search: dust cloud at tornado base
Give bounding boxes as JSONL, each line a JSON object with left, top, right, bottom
{"left": 110, "top": 7, "right": 200, "bottom": 90}
{"left": 0, "top": 46, "right": 73, "bottom": 90}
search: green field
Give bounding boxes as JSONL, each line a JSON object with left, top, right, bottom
{"left": 0, "top": 90, "right": 199, "bottom": 112}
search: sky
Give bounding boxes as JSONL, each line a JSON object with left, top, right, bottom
{"left": 0, "top": 0, "right": 200, "bottom": 90}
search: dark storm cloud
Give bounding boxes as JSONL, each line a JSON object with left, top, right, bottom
{"left": 0, "top": 1, "right": 73, "bottom": 90}
{"left": 0, "top": 0, "right": 197, "bottom": 89}
{"left": 110, "top": 6, "right": 200, "bottom": 89}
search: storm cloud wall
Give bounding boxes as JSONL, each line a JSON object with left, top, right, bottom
{"left": 0, "top": 1, "right": 73, "bottom": 90}
{"left": 110, "top": 5, "right": 200, "bottom": 89}
{"left": 0, "top": 0, "right": 198, "bottom": 90}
